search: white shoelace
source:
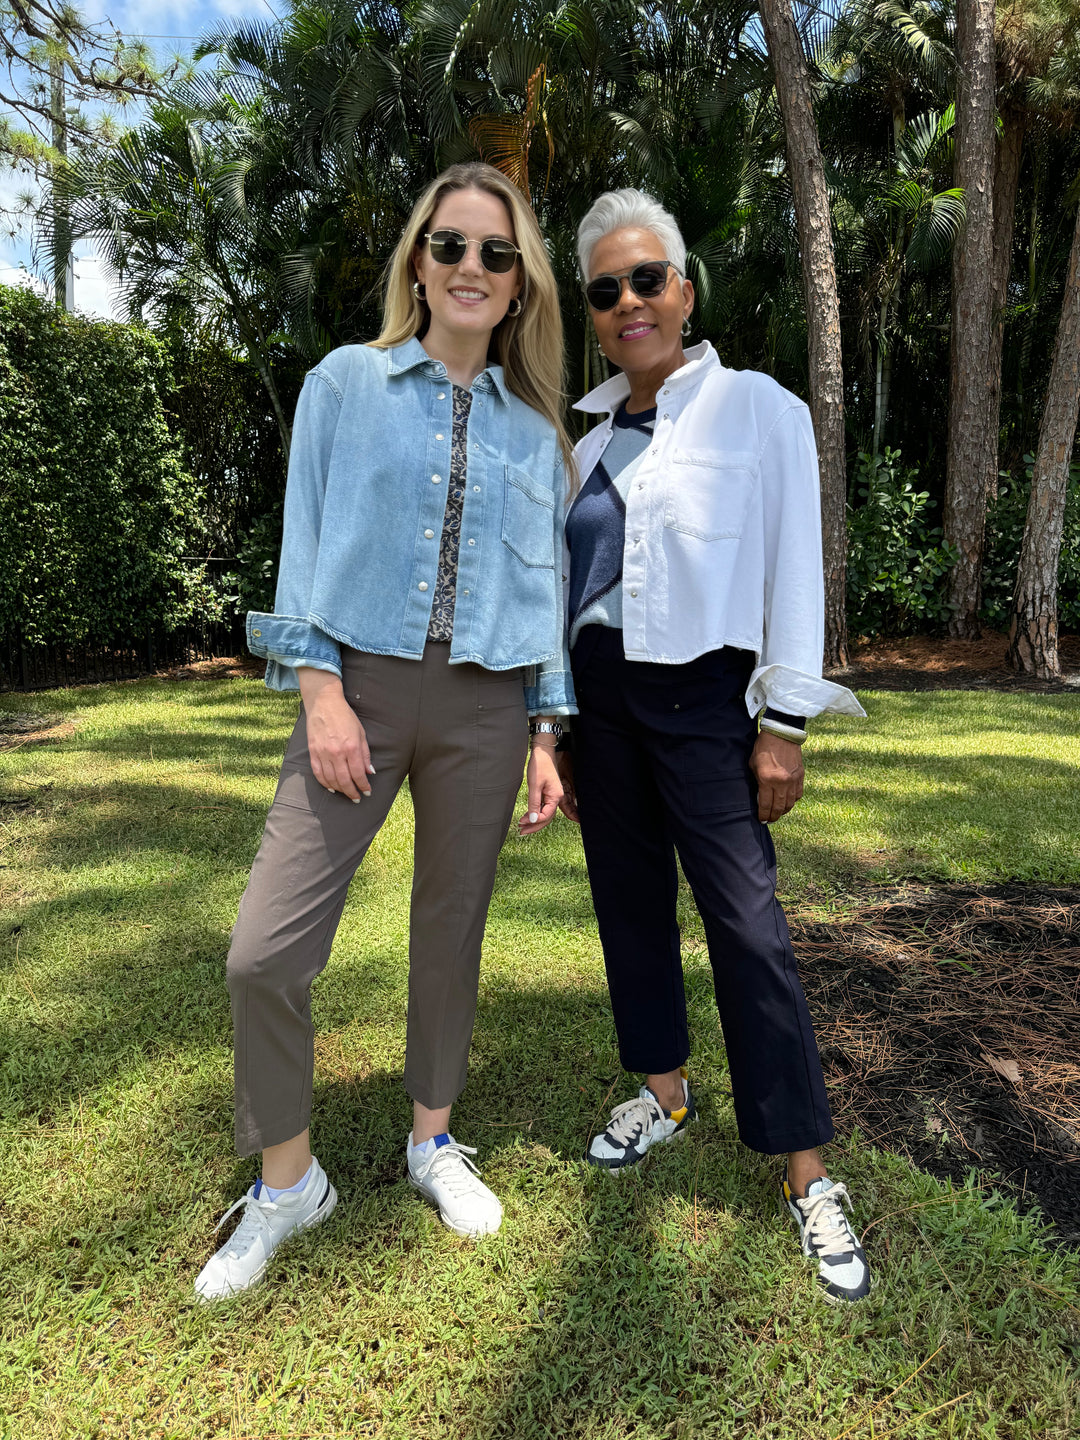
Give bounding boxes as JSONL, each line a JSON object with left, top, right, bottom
{"left": 604, "top": 1091, "right": 666, "bottom": 1147}
{"left": 213, "top": 1190, "right": 278, "bottom": 1257}
{"left": 412, "top": 1141, "right": 486, "bottom": 1196}
{"left": 796, "top": 1183, "right": 856, "bottom": 1257}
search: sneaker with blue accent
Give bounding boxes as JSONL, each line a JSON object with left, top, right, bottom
{"left": 782, "top": 1168, "right": 871, "bottom": 1304}
{"left": 407, "top": 1132, "right": 503, "bottom": 1238}
{"left": 194, "top": 1157, "right": 337, "bottom": 1302}
{"left": 585, "top": 1070, "right": 697, "bottom": 1172}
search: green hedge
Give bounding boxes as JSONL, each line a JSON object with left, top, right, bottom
{"left": 0, "top": 284, "right": 202, "bottom": 648}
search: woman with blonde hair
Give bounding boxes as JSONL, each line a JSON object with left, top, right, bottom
{"left": 195, "top": 163, "right": 575, "bottom": 1301}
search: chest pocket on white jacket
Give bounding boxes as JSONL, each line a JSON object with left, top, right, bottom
{"left": 663, "top": 449, "right": 756, "bottom": 541}
{"left": 502, "top": 466, "right": 555, "bottom": 568}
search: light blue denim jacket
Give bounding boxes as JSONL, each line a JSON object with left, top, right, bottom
{"left": 246, "top": 338, "right": 576, "bottom": 714}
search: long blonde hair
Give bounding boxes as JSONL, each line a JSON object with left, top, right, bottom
{"left": 369, "top": 163, "right": 576, "bottom": 481}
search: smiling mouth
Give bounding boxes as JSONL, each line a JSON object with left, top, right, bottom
{"left": 449, "top": 288, "right": 488, "bottom": 302}
{"left": 619, "top": 322, "right": 656, "bottom": 340}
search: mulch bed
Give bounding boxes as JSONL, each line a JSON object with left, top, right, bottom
{"left": 792, "top": 884, "right": 1080, "bottom": 1241}
{"left": 829, "top": 631, "right": 1080, "bottom": 693}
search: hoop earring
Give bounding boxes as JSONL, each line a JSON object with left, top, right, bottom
{"left": 681, "top": 316, "right": 691, "bottom": 337}
{"left": 412, "top": 280, "right": 426, "bottom": 300}
{"left": 506, "top": 296, "right": 523, "bottom": 318}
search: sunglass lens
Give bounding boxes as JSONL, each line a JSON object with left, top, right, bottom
{"left": 585, "top": 278, "right": 621, "bottom": 311}
{"left": 480, "top": 239, "right": 518, "bottom": 273}
{"left": 631, "top": 263, "right": 669, "bottom": 297}
{"left": 428, "top": 230, "right": 468, "bottom": 265}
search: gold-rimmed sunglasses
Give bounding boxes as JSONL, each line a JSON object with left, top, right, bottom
{"left": 423, "top": 229, "right": 521, "bottom": 274}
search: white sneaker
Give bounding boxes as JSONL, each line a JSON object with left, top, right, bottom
{"left": 782, "top": 1168, "right": 871, "bottom": 1304}
{"left": 194, "top": 1157, "right": 338, "bottom": 1302}
{"left": 585, "top": 1072, "right": 697, "bottom": 1172}
{"left": 407, "top": 1133, "right": 503, "bottom": 1238}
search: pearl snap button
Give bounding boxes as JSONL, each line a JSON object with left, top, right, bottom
{"left": 473, "top": 485, "right": 480, "bottom": 492}
{"left": 424, "top": 529, "right": 434, "bottom": 538}
{"left": 437, "top": 391, "right": 445, "bottom": 400}
{"left": 630, "top": 589, "right": 638, "bottom": 597}
{"left": 432, "top": 474, "right": 442, "bottom": 483}
{"left": 418, "top": 581, "right": 429, "bottom": 591}
{"left": 436, "top": 433, "right": 444, "bottom": 440}
{"left": 467, "top": 538, "right": 476, "bottom": 546}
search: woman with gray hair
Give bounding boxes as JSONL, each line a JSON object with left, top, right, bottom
{"left": 556, "top": 188, "right": 872, "bottom": 1304}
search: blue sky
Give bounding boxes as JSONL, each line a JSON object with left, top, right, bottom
{"left": 0, "top": 0, "right": 279, "bottom": 317}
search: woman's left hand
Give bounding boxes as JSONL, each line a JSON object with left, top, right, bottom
{"left": 750, "top": 732, "right": 805, "bottom": 823}
{"left": 518, "top": 744, "right": 564, "bottom": 835}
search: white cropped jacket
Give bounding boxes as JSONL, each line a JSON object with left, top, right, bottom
{"left": 568, "top": 341, "right": 865, "bottom": 719}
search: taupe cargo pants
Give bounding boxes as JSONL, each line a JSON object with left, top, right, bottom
{"left": 227, "top": 644, "right": 528, "bottom": 1156}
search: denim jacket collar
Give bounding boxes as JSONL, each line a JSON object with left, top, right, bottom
{"left": 572, "top": 340, "right": 717, "bottom": 416}
{"left": 386, "top": 335, "right": 512, "bottom": 406}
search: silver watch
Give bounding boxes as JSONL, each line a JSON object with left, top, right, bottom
{"left": 528, "top": 719, "right": 563, "bottom": 742}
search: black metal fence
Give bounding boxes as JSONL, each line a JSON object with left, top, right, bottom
{"left": 0, "top": 616, "right": 249, "bottom": 693}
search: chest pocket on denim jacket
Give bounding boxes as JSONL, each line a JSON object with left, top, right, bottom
{"left": 502, "top": 466, "right": 555, "bottom": 568}
{"left": 664, "top": 449, "right": 756, "bottom": 541}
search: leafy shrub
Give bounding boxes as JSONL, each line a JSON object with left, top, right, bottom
{"left": 223, "top": 501, "right": 284, "bottom": 618}
{"left": 981, "top": 460, "right": 1080, "bottom": 632}
{"left": 0, "top": 284, "right": 204, "bottom": 647}
{"left": 846, "top": 448, "right": 956, "bottom": 637}
{"left": 160, "top": 329, "right": 301, "bottom": 561}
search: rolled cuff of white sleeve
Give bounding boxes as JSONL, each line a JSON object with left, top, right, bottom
{"left": 745, "top": 664, "right": 866, "bottom": 719}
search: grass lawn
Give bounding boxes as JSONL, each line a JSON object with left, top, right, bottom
{"left": 1, "top": 678, "right": 1078, "bottom": 1439}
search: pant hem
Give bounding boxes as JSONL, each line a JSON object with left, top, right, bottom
{"left": 739, "top": 1123, "right": 836, "bottom": 1157}
{"left": 234, "top": 1116, "right": 311, "bottom": 1160}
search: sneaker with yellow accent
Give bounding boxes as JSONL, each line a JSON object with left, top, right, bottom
{"left": 782, "top": 1167, "right": 871, "bottom": 1304}
{"left": 585, "top": 1070, "right": 697, "bottom": 1172}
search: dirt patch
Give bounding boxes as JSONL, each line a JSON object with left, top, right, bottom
{"left": 161, "top": 655, "right": 265, "bottom": 682}
{"left": 0, "top": 711, "right": 75, "bottom": 753}
{"left": 792, "top": 884, "right": 1080, "bottom": 1241}
{"left": 829, "top": 631, "right": 1080, "bottom": 693}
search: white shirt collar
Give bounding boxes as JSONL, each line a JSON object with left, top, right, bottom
{"left": 572, "top": 340, "right": 718, "bottom": 415}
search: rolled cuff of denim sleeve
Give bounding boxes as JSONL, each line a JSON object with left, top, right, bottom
{"left": 524, "top": 667, "right": 577, "bottom": 717}
{"left": 746, "top": 664, "right": 866, "bottom": 719}
{"left": 246, "top": 612, "right": 343, "bottom": 690}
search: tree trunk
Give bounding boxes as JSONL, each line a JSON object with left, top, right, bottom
{"left": 49, "top": 43, "right": 74, "bottom": 311}
{"left": 758, "top": 0, "right": 848, "bottom": 667}
{"left": 985, "top": 105, "right": 1026, "bottom": 502}
{"left": 944, "top": 0, "right": 997, "bottom": 637}
{"left": 1007, "top": 195, "right": 1080, "bottom": 678}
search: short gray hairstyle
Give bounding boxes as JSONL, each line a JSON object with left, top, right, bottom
{"left": 577, "top": 189, "right": 687, "bottom": 279}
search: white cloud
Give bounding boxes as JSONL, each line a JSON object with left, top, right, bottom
{"left": 0, "top": 250, "right": 47, "bottom": 296}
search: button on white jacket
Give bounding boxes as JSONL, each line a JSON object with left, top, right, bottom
{"left": 569, "top": 341, "right": 865, "bottom": 719}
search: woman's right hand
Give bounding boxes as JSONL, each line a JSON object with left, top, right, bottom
{"left": 297, "top": 667, "right": 375, "bottom": 801}
{"left": 556, "top": 750, "right": 579, "bottom": 824}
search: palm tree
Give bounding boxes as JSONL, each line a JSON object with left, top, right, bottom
{"left": 942, "top": 0, "right": 997, "bottom": 638}
{"left": 54, "top": 52, "right": 308, "bottom": 457}
{"left": 758, "top": 0, "right": 849, "bottom": 665}
{"left": 986, "top": 0, "right": 1080, "bottom": 501}
{"left": 1007, "top": 180, "right": 1080, "bottom": 676}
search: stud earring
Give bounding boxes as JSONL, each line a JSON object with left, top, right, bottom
{"left": 412, "top": 280, "right": 426, "bottom": 300}
{"left": 506, "top": 297, "right": 523, "bottom": 317}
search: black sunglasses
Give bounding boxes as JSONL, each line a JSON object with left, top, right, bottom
{"left": 584, "top": 260, "right": 680, "bottom": 312}
{"left": 423, "top": 229, "right": 521, "bottom": 274}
